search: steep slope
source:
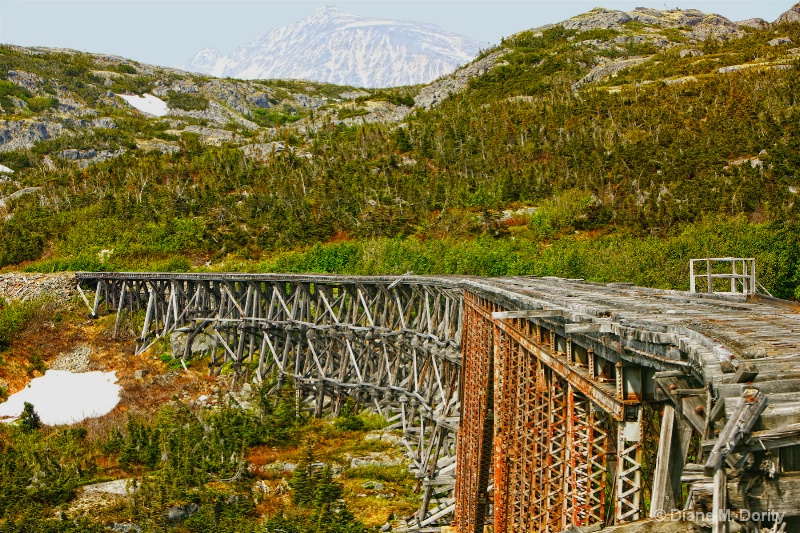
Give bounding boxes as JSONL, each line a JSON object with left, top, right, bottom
{"left": 182, "top": 6, "right": 484, "bottom": 88}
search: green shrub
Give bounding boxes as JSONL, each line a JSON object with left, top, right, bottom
{"left": 115, "top": 63, "right": 137, "bottom": 74}
{"left": 167, "top": 91, "right": 209, "bottom": 111}
{"left": 25, "top": 96, "right": 58, "bottom": 112}
{"left": 0, "top": 298, "right": 44, "bottom": 350}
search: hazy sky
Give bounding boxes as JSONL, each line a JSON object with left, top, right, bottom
{"left": 0, "top": 1, "right": 792, "bottom": 68}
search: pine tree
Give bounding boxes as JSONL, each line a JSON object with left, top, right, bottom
{"left": 19, "top": 402, "right": 41, "bottom": 432}
{"left": 290, "top": 444, "right": 315, "bottom": 507}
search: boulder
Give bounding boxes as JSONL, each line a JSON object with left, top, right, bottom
{"left": 164, "top": 502, "right": 199, "bottom": 524}
{"left": 680, "top": 49, "right": 704, "bottom": 58}
{"left": 169, "top": 331, "right": 215, "bottom": 358}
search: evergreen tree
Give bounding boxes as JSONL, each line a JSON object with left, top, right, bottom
{"left": 18, "top": 402, "right": 41, "bottom": 433}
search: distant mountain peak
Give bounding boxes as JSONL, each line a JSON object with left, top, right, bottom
{"left": 181, "top": 7, "right": 484, "bottom": 88}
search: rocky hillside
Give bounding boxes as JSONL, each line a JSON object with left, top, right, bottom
{"left": 2, "top": 4, "right": 800, "bottom": 296}
{"left": 182, "top": 6, "right": 485, "bottom": 88}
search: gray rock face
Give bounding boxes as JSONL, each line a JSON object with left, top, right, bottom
{"left": 738, "top": 18, "right": 769, "bottom": 29}
{"left": 240, "top": 142, "right": 285, "bottom": 160}
{"left": 249, "top": 93, "right": 272, "bottom": 108}
{"left": 57, "top": 148, "right": 125, "bottom": 168}
{"left": 7, "top": 70, "right": 43, "bottom": 92}
{"left": 415, "top": 49, "right": 508, "bottom": 109}
{"left": 164, "top": 503, "right": 199, "bottom": 524}
{"left": 550, "top": 7, "right": 744, "bottom": 42}
{"left": 561, "top": 8, "right": 632, "bottom": 30}
{"left": 574, "top": 56, "right": 651, "bottom": 88}
{"left": 170, "top": 331, "right": 215, "bottom": 358}
{"left": 0, "top": 120, "right": 63, "bottom": 152}
{"left": 680, "top": 49, "right": 705, "bottom": 58}
{"left": 170, "top": 100, "right": 259, "bottom": 131}
{"left": 769, "top": 37, "right": 794, "bottom": 47}
{"left": 775, "top": 3, "right": 800, "bottom": 25}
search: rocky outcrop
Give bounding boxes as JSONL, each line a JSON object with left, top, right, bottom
{"left": 0, "top": 120, "right": 63, "bottom": 152}
{"left": 574, "top": 56, "right": 651, "bottom": 88}
{"left": 0, "top": 187, "right": 41, "bottom": 209}
{"left": 540, "top": 7, "right": 745, "bottom": 42}
{"left": 169, "top": 100, "right": 259, "bottom": 131}
{"left": 774, "top": 3, "right": 800, "bottom": 25}
{"left": 415, "top": 49, "right": 509, "bottom": 109}
{"left": 769, "top": 37, "right": 794, "bottom": 47}
{"left": 738, "top": 18, "right": 769, "bottom": 30}
{"left": 7, "top": 70, "right": 43, "bottom": 92}
{"left": 58, "top": 148, "right": 125, "bottom": 168}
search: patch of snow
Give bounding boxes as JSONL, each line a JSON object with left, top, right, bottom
{"left": 117, "top": 93, "right": 169, "bottom": 117}
{"left": 0, "top": 370, "right": 121, "bottom": 425}
{"left": 0, "top": 164, "right": 13, "bottom": 173}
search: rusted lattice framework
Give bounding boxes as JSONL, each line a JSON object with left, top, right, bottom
{"left": 77, "top": 272, "right": 463, "bottom": 528}
{"left": 453, "top": 285, "right": 667, "bottom": 533}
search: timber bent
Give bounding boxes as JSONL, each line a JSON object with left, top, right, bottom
{"left": 75, "top": 272, "right": 800, "bottom": 533}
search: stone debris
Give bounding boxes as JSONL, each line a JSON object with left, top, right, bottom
{"left": 349, "top": 452, "right": 404, "bottom": 468}
{"left": 50, "top": 346, "right": 91, "bottom": 373}
{"left": 0, "top": 272, "right": 75, "bottom": 302}
{"left": 364, "top": 431, "right": 403, "bottom": 445}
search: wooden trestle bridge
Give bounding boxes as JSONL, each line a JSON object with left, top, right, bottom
{"left": 75, "top": 272, "right": 800, "bottom": 533}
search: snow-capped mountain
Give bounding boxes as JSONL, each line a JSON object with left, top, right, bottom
{"left": 181, "top": 6, "right": 485, "bottom": 88}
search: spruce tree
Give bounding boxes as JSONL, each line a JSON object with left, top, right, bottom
{"left": 19, "top": 402, "right": 41, "bottom": 432}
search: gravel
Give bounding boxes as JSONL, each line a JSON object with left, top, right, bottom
{"left": 50, "top": 346, "right": 91, "bottom": 373}
{"left": 0, "top": 272, "right": 76, "bottom": 302}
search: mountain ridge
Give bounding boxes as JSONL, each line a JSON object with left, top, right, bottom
{"left": 181, "top": 5, "right": 485, "bottom": 88}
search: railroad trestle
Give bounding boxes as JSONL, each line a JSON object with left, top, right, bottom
{"left": 77, "top": 273, "right": 800, "bottom": 533}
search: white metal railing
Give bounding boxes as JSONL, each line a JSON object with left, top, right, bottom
{"left": 689, "top": 258, "right": 770, "bottom": 296}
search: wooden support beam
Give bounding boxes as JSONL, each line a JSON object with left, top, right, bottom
{"left": 491, "top": 309, "right": 565, "bottom": 319}
{"left": 731, "top": 362, "right": 758, "bottom": 384}
{"left": 712, "top": 468, "right": 728, "bottom": 533}
{"left": 705, "top": 389, "right": 767, "bottom": 475}
{"left": 650, "top": 404, "right": 693, "bottom": 517}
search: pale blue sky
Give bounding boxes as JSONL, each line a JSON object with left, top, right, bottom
{"left": 0, "top": 1, "right": 792, "bottom": 68}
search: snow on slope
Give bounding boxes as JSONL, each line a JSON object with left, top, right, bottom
{"left": 0, "top": 370, "right": 120, "bottom": 425}
{"left": 117, "top": 93, "right": 169, "bottom": 117}
{"left": 182, "top": 6, "right": 485, "bottom": 88}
